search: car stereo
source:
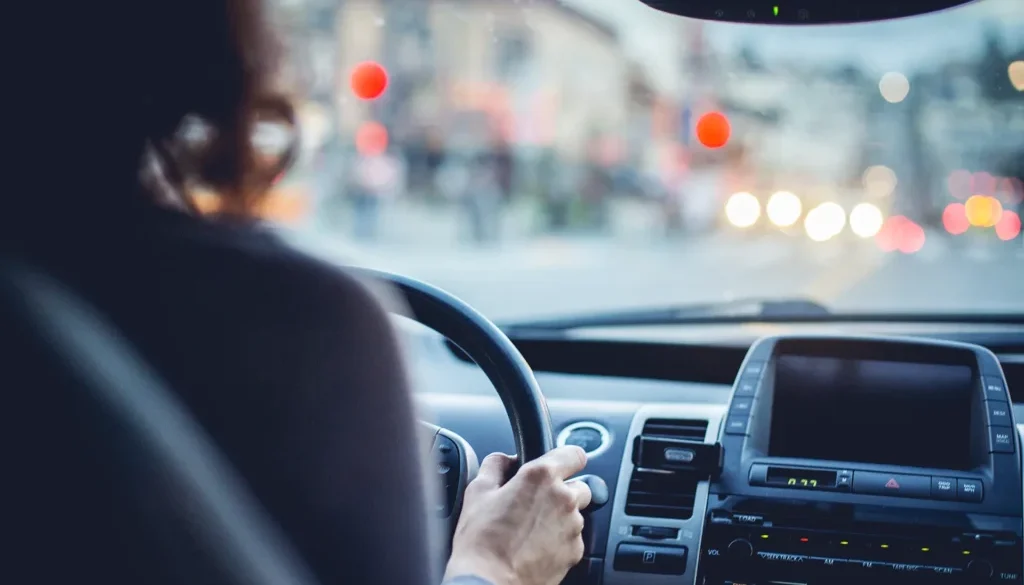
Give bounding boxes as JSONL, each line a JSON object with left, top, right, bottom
{"left": 698, "top": 335, "right": 1023, "bottom": 584}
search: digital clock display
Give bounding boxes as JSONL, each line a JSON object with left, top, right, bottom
{"left": 765, "top": 466, "right": 838, "bottom": 490}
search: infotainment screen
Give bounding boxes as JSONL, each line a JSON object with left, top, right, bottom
{"left": 768, "top": 355, "right": 974, "bottom": 470}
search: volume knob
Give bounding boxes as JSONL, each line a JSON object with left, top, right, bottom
{"left": 967, "top": 559, "right": 994, "bottom": 578}
{"left": 727, "top": 538, "right": 754, "bottom": 558}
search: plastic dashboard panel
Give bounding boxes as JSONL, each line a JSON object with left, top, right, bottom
{"left": 601, "top": 404, "right": 726, "bottom": 585}
{"left": 410, "top": 326, "right": 1024, "bottom": 585}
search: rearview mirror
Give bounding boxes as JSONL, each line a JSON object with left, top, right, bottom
{"left": 636, "top": 0, "right": 978, "bottom": 24}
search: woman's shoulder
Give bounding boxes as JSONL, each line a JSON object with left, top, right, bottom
{"left": 146, "top": 210, "right": 403, "bottom": 324}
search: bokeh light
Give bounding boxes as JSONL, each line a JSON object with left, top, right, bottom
{"left": 942, "top": 203, "right": 970, "bottom": 235}
{"left": 947, "top": 169, "right": 973, "bottom": 200}
{"left": 849, "top": 203, "right": 884, "bottom": 238}
{"left": 876, "top": 215, "right": 925, "bottom": 254}
{"left": 996, "top": 177, "right": 1024, "bottom": 206}
{"left": 862, "top": 165, "right": 897, "bottom": 198}
{"left": 696, "top": 111, "right": 731, "bottom": 149}
{"left": 804, "top": 202, "right": 846, "bottom": 242}
{"left": 355, "top": 121, "right": 389, "bottom": 156}
{"left": 725, "top": 192, "right": 760, "bottom": 228}
{"left": 972, "top": 172, "right": 997, "bottom": 196}
{"left": 879, "top": 72, "right": 910, "bottom": 103}
{"left": 965, "top": 194, "right": 1003, "bottom": 228}
{"left": 995, "top": 210, "right": 1021, "bottom": 241}
{"left": 766, "top": 191, "right": 802, "bottom": 227}
{"left": 350, "top": 61, "right": 389, "bottom": 100}
{"left": 898, "top": 220, "right": 926, "bottom": 254}
{"left": 1010, "top": 61, "right": 1024, "bottom": 92}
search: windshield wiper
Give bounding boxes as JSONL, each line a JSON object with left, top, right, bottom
{"left": 500, "top": 297, "right": 833, "bottom": 332}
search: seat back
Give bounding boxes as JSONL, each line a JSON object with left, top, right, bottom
{"left": 0, "top": 260, "right": 320, "bottom": 585}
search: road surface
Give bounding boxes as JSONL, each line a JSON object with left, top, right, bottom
{"left": 284, "top": 224, "right": 1024, "bottom": 322}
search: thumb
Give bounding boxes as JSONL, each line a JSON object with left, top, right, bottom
{"left": 471, "top": 453, "right": 516, "bottom": 491}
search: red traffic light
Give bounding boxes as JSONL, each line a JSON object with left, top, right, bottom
{"left": 696, "top": 111, "right": 731, "bottom": 149}
{"left": 350, "top": 61, "right": 388, "bottom": 101}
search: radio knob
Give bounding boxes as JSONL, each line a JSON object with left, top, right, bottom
{"left": 727, "top": 538, "right": 754, "bottom": 558}
{"left": 967, "top": 559, "right": 994, "bottom": 578}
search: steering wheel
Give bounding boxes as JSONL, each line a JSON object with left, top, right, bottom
{"left": 353, "top": 268, "right": 609, "bottom": 528}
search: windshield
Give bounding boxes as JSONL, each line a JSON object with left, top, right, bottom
{"left": 269, "top": 0, "right": 1023, "bottom": 321}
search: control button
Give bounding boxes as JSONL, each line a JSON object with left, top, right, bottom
{"left": 742, "top": 360, "right": 765, "bottom": 378}
{"left": 633, "top": 525, "right": 678, "bottom": 540}
{"left": 990, "top": 426, "right": 1015, "bottom": 453}
{"left": 931, "top": 477, "right": 957, "bottom": 500}
{"left": 984, "top": 377, "right": 1008, "bottom": 400}
{"left": 731, "top": 513, "right": 764, "bottom": 525}
{"left": 836, "top": 470, "right": 852, "bottom": 490}
{"left": 729, "top": 397, "right": 754, "bottom": 416}
{"left": 957, "top": 478, "right": 984, "bottom": 502}
{"left": 663, "top": 447, "right": 695, "bottom": 463}
{"left": 961, "top": 532, "right": 994, "bottom": 546}
{"left": 852, "top": 471, "right": 930, "bottom": 498}
{"left": 967, "top": 559, "right": 995, "bottom": 578}
{"left": 613, "top": 543, "right": 687, "bottom": 575}
{"left": 724, "top": 417, "right": 749, "bottom": 435}
{"left": 727, "top": 538, "right": 754, "bottom": 558}
{"left": 734, "top": 376, "right": 759, "bottom": 396}
{"left": 988, "top": 402, "right": 1012, "bottom": 425}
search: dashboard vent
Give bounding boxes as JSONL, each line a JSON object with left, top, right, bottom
{"left": 625, "top": 418, "right": 709, "bottom": 520}
{"left": 625, "top": 469, "right": 700, "bottom": 519}
{"left": 642, "top": 418, "right": 708, "bottom": 441}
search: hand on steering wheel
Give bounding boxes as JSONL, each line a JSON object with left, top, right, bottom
{"left": 353, "top": 269, "right": 609, "bottom": 578}
{"left": 446, "top": 448, "right": 593, "bottom": 585}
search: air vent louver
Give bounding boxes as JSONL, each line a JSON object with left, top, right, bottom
{"left": 642, "top": 418, "right": 708, "bottom": 441}
{"left": 625, "top": 418, "right": 708, "bottom": 520}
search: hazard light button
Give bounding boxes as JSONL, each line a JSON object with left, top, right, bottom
{"left": 852, "top": 471, "right": 931, "bottom": 498}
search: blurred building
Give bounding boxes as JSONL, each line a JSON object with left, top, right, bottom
{"left": 716, "top": 58, "right": 871, "bottom": 194}
{"left": 332, "top": 0, "right": 629, "bottom": 158}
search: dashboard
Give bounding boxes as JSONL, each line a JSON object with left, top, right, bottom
{"left": 407, "top": 321, "right": 1024, "bottom": 585}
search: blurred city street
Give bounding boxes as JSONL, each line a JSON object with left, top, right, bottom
{"left": 263, "top": 0, "right": 1024, "bottom": 323}
{"left": 284, "top": 200, "right": 1024, "bottom": 322}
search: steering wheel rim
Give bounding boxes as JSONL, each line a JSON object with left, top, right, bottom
{"left": 352, "top": 267, "right": 555, "bottom": 466}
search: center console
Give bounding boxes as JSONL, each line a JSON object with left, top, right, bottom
{"left": 699, "top": 336, "right": 1023, "bottom": 584}
{"left": 600, "top": 335, "right": 1022, "bottom": 585}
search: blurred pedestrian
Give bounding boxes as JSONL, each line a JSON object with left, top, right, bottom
{"left": 348, "top": 149, "right": 402, "bottom": 241}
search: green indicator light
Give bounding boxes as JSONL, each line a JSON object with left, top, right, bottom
{"left": 773, "top": 6, "right": 779, "bottom": 16}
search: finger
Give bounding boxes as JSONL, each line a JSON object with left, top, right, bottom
{"left": 567, "top": 510, "right": 585, "bottom": 536}
{"left": 569, "top": 534, "right": 586, "bottom": 566}
{"left": 564, "top": 478, "right": 593, "bottom": 511}
{"left": 537, "top": 445, "right": 588, "bottom": 480}
{"left": 471, "top": 452, "right": 516, "bottom": 490}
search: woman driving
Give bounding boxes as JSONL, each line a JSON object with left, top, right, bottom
{"left": 9, "top": 1, "right": 592, "bottom": 585}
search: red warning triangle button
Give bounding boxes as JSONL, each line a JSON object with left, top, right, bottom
{"left": 885, "top": 478, "right": 901, "bottom": 489}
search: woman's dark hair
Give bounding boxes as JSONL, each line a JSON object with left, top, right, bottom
{"left": 54, "top": 0, "right": 296, "bottom": 218}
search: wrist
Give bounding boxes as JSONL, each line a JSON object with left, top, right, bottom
{"left": 444, "top": 554, "right": 515, "bottom": 585}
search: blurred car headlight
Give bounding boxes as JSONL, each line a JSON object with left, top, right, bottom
{"left": 849, "top": 203, "right": 884, "bottom": 238}
{"left": 725, "top": 192, "right": 760, "bottom": 228}
{"left": 804, "top": 202, "right": 847, "bottom": 242}
{"left": 766, "top": 191, "right": 802, "bottom": 227}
